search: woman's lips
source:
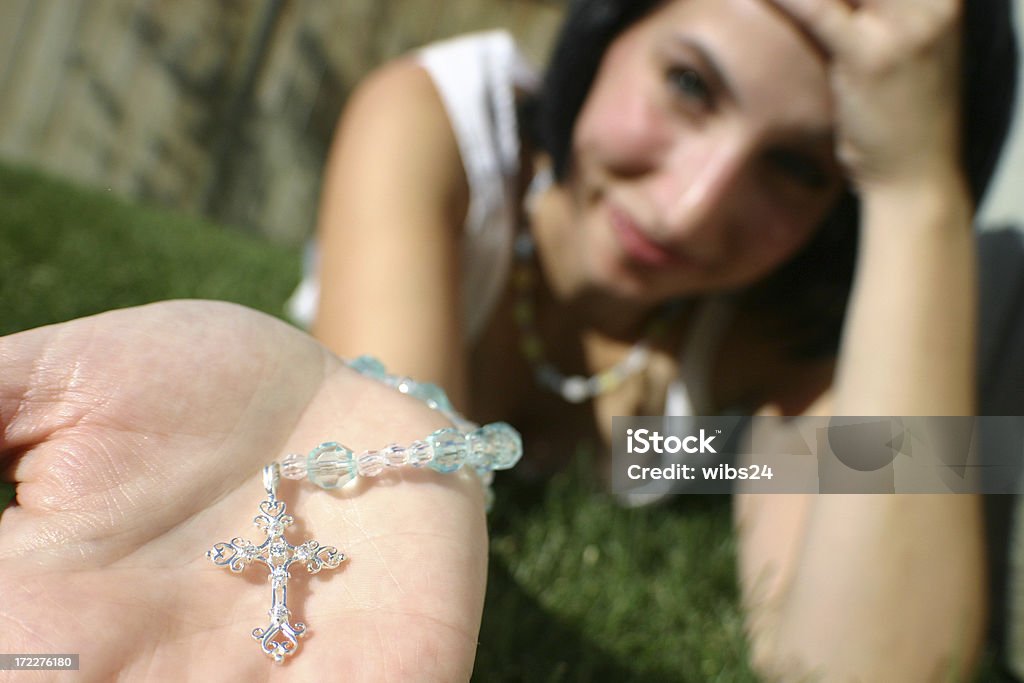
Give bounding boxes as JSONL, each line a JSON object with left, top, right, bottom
{"left": 608, "top": 204, "right": 681, "bottom": 268}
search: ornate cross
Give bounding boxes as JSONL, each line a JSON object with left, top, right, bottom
{"left": 207, "top": 464, "right": 345, "bottom": 663}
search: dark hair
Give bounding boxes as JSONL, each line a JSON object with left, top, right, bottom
{"left": 527, "top": 0, "right": 1019, "bottom": 358}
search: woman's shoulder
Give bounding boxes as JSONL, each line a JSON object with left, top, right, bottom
{"left": 343, "top": 55, "right": 444, "bottom": 121}
{"left": 338, "top": 53, "right": 467, "bottom": 201}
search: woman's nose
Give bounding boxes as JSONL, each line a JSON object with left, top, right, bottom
{"left": 651, "top": 139, "right": 750, "bottom": 261}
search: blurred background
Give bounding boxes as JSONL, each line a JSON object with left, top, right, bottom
{"left": 0, "top": 0, "right": 561, "bottom": 245}
{"left": 1, "top": 0, "right": 1020, "bottom": 248}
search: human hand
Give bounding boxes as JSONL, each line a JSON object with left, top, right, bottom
{"left": 0, "top": 301, "right": 487, "bottom": 681}
{"left": 764, "top": 0, "right": 964, "bottom": 192}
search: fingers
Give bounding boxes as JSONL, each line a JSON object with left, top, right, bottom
{"left": 765, "top": 0, "right": 962, "bottom": 58}
{"left": 761, "top": 0, "right": 857, "bottom": 57}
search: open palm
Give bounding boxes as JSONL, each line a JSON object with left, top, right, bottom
{"left": 0, "top": 301, "right": 487, "bottom": 682}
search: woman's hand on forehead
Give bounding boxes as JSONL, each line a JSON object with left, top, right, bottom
{"left": 760, "top": 0, "right": 964, "bottom": 192}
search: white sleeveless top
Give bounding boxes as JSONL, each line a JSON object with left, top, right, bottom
{"left": 286, "top": 30, "right": 729, "bottom": 416}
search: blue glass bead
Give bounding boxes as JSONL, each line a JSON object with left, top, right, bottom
{"left": 348, "top": 355, "right": 386, "bottom": 380}
{"left": 306, "top": 442, "right": 355, "bottom": 489}
{"left": 468, "top": 422, "right": 523, "bottom": 472}
{"left": 427, "top": 428, "right": 467, "bottom": 473}
{"left": 409, "top": 381, "right": 454, "bottom": 413}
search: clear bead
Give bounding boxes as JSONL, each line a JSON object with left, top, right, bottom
{"left": 468, "top": 422, "right": 523, "bottom": 472}
{"left": 560, "top": 375, "right": 591, "bottom": 404}
{"left": 428, "top": 428, "right": 467, "bottom": 473}
{"left": 280, "top": 453, "right": 307, "bottom": 480}
{"left": 348, "top": 355, "right": 386, "bottom": 380}
{"left": 356, "top": 450, "right": 385, "bottom": 477}
{"left": 306, "top": 442, "right": 355, "bottom": 489}
{"left": 408, "top": 440, "right": 432, "bottom": 467}
{"left": 382, "top": 443, "right": 408, "bottom": 467}
{"left": 467, "top": 431, "right": 488, "bottom": 473}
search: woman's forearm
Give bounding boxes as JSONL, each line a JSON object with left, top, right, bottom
{"left": 760, "top": 176, "right": 987, "bottom": 681}
{"left": 834, "top": 170, "right": 976, "bottom": 417}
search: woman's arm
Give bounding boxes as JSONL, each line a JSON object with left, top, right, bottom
{"left": 738, "top": 1, "right": 986, "bottom": 680}
{"left": 314, "top": 58, "right": 471, "bottom": 408}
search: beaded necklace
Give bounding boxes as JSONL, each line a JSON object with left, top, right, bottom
{"left": 206, "top": 355, "right": 522, "bottom": 663}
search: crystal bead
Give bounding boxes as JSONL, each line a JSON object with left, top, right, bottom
{"left": 395, "top": 377, "right": 414, "bottom": 394}
{"left": 407, "top": 440, "right": 432, "bottom": 467}
{"left": 348, "top": 355, "right": 386, "bottom": 380}
{"left": 409, "top": 381, "right": 454, "bottom": 413}
{"left": 622, "top": 344, "right": 650, "bottom": 372}
{"left": 428, "top": 428, "right": 468, "bottom": 473}
{"left": 560, "top": 375, "right": 590, "bottom": 404}
{"left": 280, "top": 453, "right": 307, "bottom": 480}
{"left": 306, "top": 442, "right": 355, "bottom": 489}
{"left": 468, "top": 422, "right": 523, "bottom": 472}
{"left": 382, "top": 443, "right": 408, "bottom": 467}
{"left": 356, "top": 449, "right": 385, "bottom": 477}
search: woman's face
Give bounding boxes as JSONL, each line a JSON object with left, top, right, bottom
{"left": 567, "top": 0, "right": 844, "bottom": 303}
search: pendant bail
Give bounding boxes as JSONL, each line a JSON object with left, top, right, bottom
{"left": 263, "top": 462, "right": 280, "bottom": 499}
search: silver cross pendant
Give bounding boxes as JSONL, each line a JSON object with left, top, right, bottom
{"left": 207, "top": 463, "right": 345, "bottom": 663}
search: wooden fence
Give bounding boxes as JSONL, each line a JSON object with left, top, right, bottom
{"left": 0, "top": 0, "right": 561, "bottom": 242}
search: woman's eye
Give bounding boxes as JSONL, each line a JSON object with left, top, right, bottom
{"left": 666, "top": 67, "right": 711, "bottom": 105}
{"left": 767, "top": 150, "right": 829, "bottom": 190}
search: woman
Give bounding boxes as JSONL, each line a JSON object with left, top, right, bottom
{"left": 298, "top": 0, "right": 1019, "bottom": 679}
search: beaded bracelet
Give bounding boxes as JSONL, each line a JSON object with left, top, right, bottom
{"left": 206, "top": 355, "right": 523, "bottom": 664}
{"left": 278, "top": 355, "right": 522, "bottom": 495}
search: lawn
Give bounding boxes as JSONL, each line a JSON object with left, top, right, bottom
{"left": 0, "top": 162, "right": 1001, "bottom": 681}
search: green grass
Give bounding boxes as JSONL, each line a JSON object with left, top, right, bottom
{"left": 0, "top": 164, "right": 300, "bottom": 335}
{"left": 0, "top": 162, "right": 1003, "bottom": 681}
{"left": 480, "top": 456, "right": 755, "bottom": 682}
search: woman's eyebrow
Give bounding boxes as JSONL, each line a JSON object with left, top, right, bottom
{"left": 669, "top": 34, "right": 739, "bottom": 105}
